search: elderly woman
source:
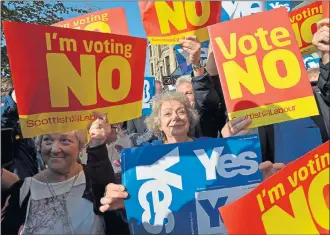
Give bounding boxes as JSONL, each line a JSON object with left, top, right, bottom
{"left": 99, "top": 92, "right": 253, "bottom": 212}
{"left": 1, "top": 114, "right": 129, "bottom": 235}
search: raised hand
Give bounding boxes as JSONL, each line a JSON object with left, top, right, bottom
{"left": 88, "top": 112, "right": 111, "bottom": 148}
{"left": 221, "top": 116, "right": 254, "bottom": 138}
{"left": 312, "top": 18, "right": 330, "bottom": 64}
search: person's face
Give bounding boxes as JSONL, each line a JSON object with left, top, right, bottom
{"left": 176, "top": 82, "right": 195, "bottom": 107}
{"left": 159, "top": 100, "right": 190, "bottom": 140}
{"left": 41, "top": 133, "right": 80, "bottom": 173}
{"left": 155, "top": 82, "right": 163, "bottom": 95}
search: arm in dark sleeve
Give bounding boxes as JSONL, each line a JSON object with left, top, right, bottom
{"left": 318, "top": 60, "right": 330, "bottom": 104}
{"left": 191, "top": 72, "right": 227, "bottom": 137}
{"left": 191, "top": 72, "right": 220, "bottom": 112}
{"left": 86, "top": 144, "right": 115, "bottom": 213}
{"left": 1, "top": 180, "right": 28, "bottom": 235}
{"left": 86, "top": 144, "right": 130, "bottom": 235}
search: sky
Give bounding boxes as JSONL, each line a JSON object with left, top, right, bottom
{"left": 63, "top": 1, "right": 150, "bottom": 75}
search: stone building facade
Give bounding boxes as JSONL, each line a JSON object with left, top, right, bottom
{"left": 148, "top": 42, "right": 178, "bottom": 83}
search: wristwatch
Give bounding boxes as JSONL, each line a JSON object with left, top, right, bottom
{"left": 192, "top": 61, "right": 204, "bottom": 70}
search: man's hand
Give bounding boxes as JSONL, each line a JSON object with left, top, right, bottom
{"left": 179, "top": 35, "right": 201, "bottom": 65}
{"left": 312, "top": 18, "right": 330, "bottom": 64}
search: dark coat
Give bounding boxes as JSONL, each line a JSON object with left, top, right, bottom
{"left": 191, "top": 72, "right": 227, "bottom": 138}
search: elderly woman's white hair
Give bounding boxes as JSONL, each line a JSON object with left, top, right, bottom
{"left": 34, "top": 130, "right": 88, "bottom": 152}
{"left": 145, "top": 91, "right": 199, "bottom": 138}
{"left": 175, "top": 75, "right": 192, "bottom": 88}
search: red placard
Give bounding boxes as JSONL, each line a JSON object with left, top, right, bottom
{"left": 323, "top": 1, "right": 329, "bottom": 18}
{"left": 3, "top": 21, "right": 146, "bottom": 138}
{"left": 208, "top": 7, "right": 319, "bottom": 128}
{"left": 220, "top": 141, "right": 329, "bottom": 234}
{"left": 139, "top": 1, "right": 221, "bottom": 44}
{"left": 289, "top": 1, "right": 323, "bottom": 56}
{"left": 53, "top": 8, "right": 129, "bottom": 35}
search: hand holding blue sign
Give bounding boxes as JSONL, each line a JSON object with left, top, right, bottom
{"left": 100, "top": 183, "right": 128, "bottom": 212}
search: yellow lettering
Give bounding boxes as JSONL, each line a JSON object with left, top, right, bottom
{"left": 215, "top": 34, "right": 237, "bottom": 60}
{"left": 98, "top": 56, "right": 131, "bottom": 102}
{"left": 300, "top": 14, "right": 323, "bottom": 44}
{"left": 254, "top": 28, "right": 273, "bottom": 51}
{"left": 262, "top": 186, "right": 319, "bottom": 234}
{"left": 320, "top": 153, "right": 329, "bottom": 169}
{"left": 84, "top": 21, "right": 111, "bottom": 33}
{"left": 271, "top": 27, "right": 291, "bottom": 48}
{"left": 46, "top": 54, "right": 96, "bottom": 107}
{"left": 223, "top": 55, "right": 265, "bottom": 99}
{"left": 59, "top": 38, "right": 77, "bottom": 52}
{"left": 263, "top": 49, "right": 301, "bottom": 89}
{"left": 155, "top": 2, "right": 187, "bottom": 34}
{"left": 308, "top": 168, "right": 329, "bottom": 230}
{"left": 268, "top": 183, "right": 286, "bottom": 204}
{"left": 94, "top": 41, "right": 103, "bottom": 53}
{"left": 291, "top": 23, "right": 303, "bottom": 48}
{"left": 45, "top": 33, "right": 52, "bottom": 51}
{"left": 185, "top": 2, "right": 210, "bottom": 27}
{"left": 238, "top": 35, "right": 258, "bottom": 55}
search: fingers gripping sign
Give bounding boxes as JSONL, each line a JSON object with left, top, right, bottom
{"left": 179, "top": 35, "right": 202, "bottom": 65}
{"left": 221, "top": 117, "right": 254, "bottom": 138}
{"left": 259, "top": 161, "right": 286, "bottom": 180}
{"left": 100, "top": 183, "right": 129, "bottom": 212}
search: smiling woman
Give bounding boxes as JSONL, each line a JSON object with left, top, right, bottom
{"left": 1, "top": 114, "right": 130, "bottom": 235}
{"left": 145, "top": 91, "right": 200, "bottom": 144}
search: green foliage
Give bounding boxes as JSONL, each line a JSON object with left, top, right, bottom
{"left": 1, "top": 1, "right": 96, "bottom": 78}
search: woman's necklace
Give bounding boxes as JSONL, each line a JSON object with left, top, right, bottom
{"left": 45, "top": 168, "right": 81, "bottom": 235}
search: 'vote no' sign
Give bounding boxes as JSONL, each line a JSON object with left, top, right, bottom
{"left": 208, "top": 7, "right": 319, "bottom": 128}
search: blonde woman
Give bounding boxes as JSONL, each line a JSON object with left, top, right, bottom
{"left": 1, "top": 114, "right": 130, "bottom": 235}
{"left": 99, "top": 92, "right": 252, "bottom": 212}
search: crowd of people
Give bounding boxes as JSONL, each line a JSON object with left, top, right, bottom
{"left": 1, "top": 10, "right": 329, "bottom": 235}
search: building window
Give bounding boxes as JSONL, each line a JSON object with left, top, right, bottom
{"left": 149, "top": 46, "right": 152, "bottom": 57}
{"left": 160, "top": 66, "right": 163, "bottom": 76}
{"left": 165, "top": 56, "right": 170, "bottom": 75}
{"left": 150, "top": 63, "right": 154, "bottom": 75}
{"left": 158, "top": 45, "right": 162, "bottom": 57}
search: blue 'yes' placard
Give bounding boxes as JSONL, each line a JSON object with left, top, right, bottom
{"left": 122, "top": 135, "right": 263, "bottom": 235}
{"left": 142, "top": 77, "right": 155, "bottom": 116}
{"left": 221, "top": 1, "right": 266, "bottom": 22}
{"left": 266, "top": 1, "right": 291, "bottom": 11}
